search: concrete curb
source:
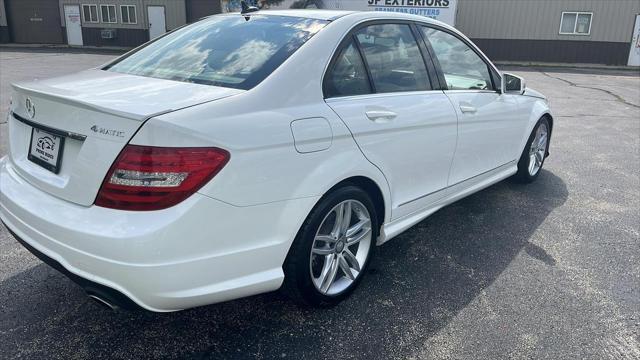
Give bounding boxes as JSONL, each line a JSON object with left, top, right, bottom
{"left": 494, "top": 61, "right": 640, "bottom": 72}
{"left": 0, "top": 43, "right": 129, "bottom": 54}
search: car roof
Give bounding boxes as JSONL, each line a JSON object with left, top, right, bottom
{"left": 224, "top": 9, "right": 354, "bottom": 21}
{"left": 224, "top": 9, "right": 448, "bottom": 26}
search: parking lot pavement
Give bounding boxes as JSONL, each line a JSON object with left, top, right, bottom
{"left": 0, "top": 48, "right": 639, "bottom": 360}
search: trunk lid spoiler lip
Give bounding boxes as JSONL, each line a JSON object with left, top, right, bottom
{"left": 11, "top": 82, "right": 164, "bottom": 122}
{"left": 11, "top": 80, "right": 244, "bottom": 122}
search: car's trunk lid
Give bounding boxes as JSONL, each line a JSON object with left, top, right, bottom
{"left": 8, "top": 70, "right": 242, "bottom": 206}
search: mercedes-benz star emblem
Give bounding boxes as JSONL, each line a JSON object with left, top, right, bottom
{"left": 25, "top": 98, "right": 36, "bottom": 119}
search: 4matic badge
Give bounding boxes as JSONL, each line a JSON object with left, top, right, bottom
{"left": 90, "top": 125, "right": 125, "bottom": 138}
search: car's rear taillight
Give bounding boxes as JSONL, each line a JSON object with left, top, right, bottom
{"left": 95, "top": 145, "right": 229, "bottom": 211}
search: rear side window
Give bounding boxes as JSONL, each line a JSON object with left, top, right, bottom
{"left": 105, "top": 15, "right": 328, "bottom": 90}
{"left": 355, "top": 24, "right": 430, "bottom": 94}
{"left": 421, "top": 27, "right": 493, "bottom": 91}
{"left": 325, "top": 40, "right": 372, "bottom": 98}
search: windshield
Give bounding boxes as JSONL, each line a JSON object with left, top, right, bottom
{"left": 104, "top": 15, "right": 328, "bottom": 89}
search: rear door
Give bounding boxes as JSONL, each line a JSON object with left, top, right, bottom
{"left": 419, "top": 25, "right": 526, "bottom": 185}
{"left": 325, "top": 22, "right": 458, "bottom": 219}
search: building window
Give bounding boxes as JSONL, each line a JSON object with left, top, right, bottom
{"left": 100, "top": 4, "right": 117, "bottom": 23}
{"left": 82, "top": 4, "right": 98, "bottom": 23}
{"left": 560, "top": 12, "right": 592, "bottom": 35}
{"left": 121, "top": 5, "right": 137, "bottom": 24}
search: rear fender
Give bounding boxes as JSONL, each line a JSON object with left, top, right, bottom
{"left": 132, "top": 101, "right": 392, "bottom": 225}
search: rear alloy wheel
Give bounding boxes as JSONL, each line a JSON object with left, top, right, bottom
{"left": 515, "top": 117, "right": 550, "bottom": 183}
{"left": 283, "top": 186, "right": 377, "bottom": 306}
{"left": 310, "top": 199, "right": 372, "bottom": 295}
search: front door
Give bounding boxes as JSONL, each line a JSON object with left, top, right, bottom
{"left": 63, "top": 5, "right": 83, "bottom": 46}
{"left": 148, "top": 6, "right": 166, "bottom": 40}
{"left": 628, "top": 15, "right": 640, "bottom": 67}
{"left": 325, "top": 23, "right": 458, "bottom": 219}
{"left": 420, "top": 25, "right": 525, "bottom": 185}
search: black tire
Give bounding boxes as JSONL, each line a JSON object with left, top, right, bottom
{"left": 514, "top": 117, "right": 551, "bottom": 183}
{"left": 282, "top": 185, "right": 378, "bottom": 307}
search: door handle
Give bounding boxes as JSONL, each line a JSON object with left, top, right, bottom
{"left": 459, "top": 105, "right": 477, "bottom": 114}
{"left": 365, "top": 110, "right": 397, "bottom": 121}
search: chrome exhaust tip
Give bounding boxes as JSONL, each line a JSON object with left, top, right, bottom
{"left": 88, "top": 293, "right": 117, "bottom": 311}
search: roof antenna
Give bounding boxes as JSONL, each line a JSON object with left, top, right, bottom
{"left": 240, "top": 0, "right": 260, "bottom": 14}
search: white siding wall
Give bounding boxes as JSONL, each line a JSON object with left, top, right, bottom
{"left": 59, "top": 0, "right": 186, "bottom": 30}
{"left": 456, "top": 0, "right": 640, "bottom": 43}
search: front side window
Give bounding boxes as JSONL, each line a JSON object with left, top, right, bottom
{"left": 121, "top": 5, "right": 137, "bottom": 24}
{"left": 560, "top": 12, "right": 592, "bottom": 35}
{"left": 105, "top": 15, "right": 328, "bottom": 90}
{"left": 82, "top": 4, "right": 98, "bottom": 23}
{"left": 421, "top": 27, "right": 493, "bottom": 91}
{"left": 100, "top": 4, "right": 116, "bottom": 23}
{"left": 355, "top": 24, "right": 430, "bottom": 93}
{"left": 325, "top": 40, "right": 371, "bottom": 98}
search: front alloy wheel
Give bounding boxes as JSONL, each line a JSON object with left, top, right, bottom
{"left": 515, "top": 117, "right": 550, "bottom": 183}
{"left": 527, "top": 121, "right": 548, "bottom": 176}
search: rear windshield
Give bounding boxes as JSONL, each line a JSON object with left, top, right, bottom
{"left": 104, "top": 15, "right": 328, "bottom": 90}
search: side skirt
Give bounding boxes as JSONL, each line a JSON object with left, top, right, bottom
{"left": 377, "top": 161, "right": 517, "bottom": 245}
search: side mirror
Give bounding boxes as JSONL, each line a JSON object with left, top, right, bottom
{"left": 501, "top": 73, "right": 526, "bottom": 94}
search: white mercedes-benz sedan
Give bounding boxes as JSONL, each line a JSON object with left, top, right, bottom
{"left": 0, "top": 9, "right": 552, "bottom": 311}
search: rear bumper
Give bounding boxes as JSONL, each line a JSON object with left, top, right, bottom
{"left": 3, "top": 224, "right": 143, "bottom": 311}
{"left": 0, "top": 156, "right": 318, "bottom": 311}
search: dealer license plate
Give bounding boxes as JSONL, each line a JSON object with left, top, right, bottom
{"left": 28, "top": 127, "right": 65, "bottom": 174}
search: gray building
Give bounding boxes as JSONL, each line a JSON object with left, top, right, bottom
{"left": 1, "top": 0, "right": 639, "bottom": 66}
{"left": 457, "top": 0, "right": 640, "bottom": 66}
{"left": 0, "top": 0, "right": 220, "bottom": 47}
{"left": 58, "top": 0, "right": 188, "bottom": 47}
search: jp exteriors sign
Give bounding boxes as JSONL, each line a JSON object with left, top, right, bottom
{"left": 222, "top": 0, "right": 458, "bottom": 25}
{"left": 364, "top": 0, "right": 457, "bottom": 25}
